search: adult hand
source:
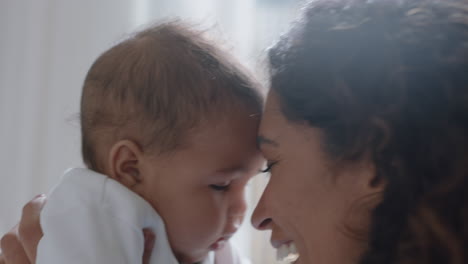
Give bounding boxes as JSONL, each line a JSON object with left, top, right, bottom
{"left": 142, "top": 228, "right": 155, "bottom": 264}
{"left": 0, "top": 194, "right": 45, "bottom": 264}
{"left": 0, "top": 195, "right": 155, "bottom": 264}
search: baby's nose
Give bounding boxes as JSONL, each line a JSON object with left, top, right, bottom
{"left": 230, "top": 193, "right": 248, "bottom": 217}
{"left": 224, "top": 216, "right": 243, "bottom": 236}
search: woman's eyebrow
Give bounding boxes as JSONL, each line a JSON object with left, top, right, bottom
{"left": 257, "top": 135, "right": 279, "bottom": 148}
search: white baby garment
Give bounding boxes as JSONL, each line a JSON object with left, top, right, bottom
{"left": 37, "top": 168, "right": 245, "bottom": 264}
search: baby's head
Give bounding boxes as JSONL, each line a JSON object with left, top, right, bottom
{"left": 79, "top": 21, "right": 264, "bottom": 263}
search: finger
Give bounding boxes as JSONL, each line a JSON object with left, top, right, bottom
{"left": 18, "top": 195, "right": 46, "bottom": 263}
{"left": 142, "top": 228, "right": 155, "bottom": 264}
{"left": 4, "top": 250, "right": 30, "bottom": 264}
{"left": 1, "top": 226, "right": 30, "bottom": 264}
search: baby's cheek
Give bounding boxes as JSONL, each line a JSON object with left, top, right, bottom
{"left": 195, "top": 203, "right": 227, "bottom": 240}
{"left": 171, "top": 193, "right": 229, "bottom": 248}
{"left": 178, "top": 205, "right": 218, "bottom": 238}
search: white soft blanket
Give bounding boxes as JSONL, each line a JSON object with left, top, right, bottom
{"left": 37, "top": 168, "right": 243, "bottom": 264}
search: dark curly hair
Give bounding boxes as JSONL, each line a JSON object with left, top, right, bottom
{"left": 268, "top": 0, "right": 468, "bottom": 263}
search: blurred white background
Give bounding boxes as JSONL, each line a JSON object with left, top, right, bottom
{"left": 0, "top": 0, "right": 302, "bottom": 262}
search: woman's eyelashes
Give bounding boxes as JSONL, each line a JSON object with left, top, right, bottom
{"left": 260, "top": 161, "right": 278, "bottom": 173}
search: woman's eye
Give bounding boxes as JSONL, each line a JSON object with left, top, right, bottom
{"left": 210, "top": 182, "right": 231, "bottom": 191}
{"left": 260, "top": 161, "right": 278, "bottom": 173}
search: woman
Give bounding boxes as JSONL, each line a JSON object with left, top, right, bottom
{"left": 2, "top": 0, "right": 468, "bottom": 263}
{"left": 252, "top": 0, "right": 468, "bottom": 263}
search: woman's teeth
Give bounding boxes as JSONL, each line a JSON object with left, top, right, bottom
{"left": 276, "top": 242, "right": 299, "bottom": 262}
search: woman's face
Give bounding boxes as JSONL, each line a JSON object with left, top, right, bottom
{"left": 252, "top": 92, "right": 382, "bottom": 264}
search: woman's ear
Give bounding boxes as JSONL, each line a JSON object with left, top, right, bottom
{"left": 107, "top": 140, "right": 143, "bottom": 188}
{"left": 369, "top": 117, "right": 392, "bottom": 188}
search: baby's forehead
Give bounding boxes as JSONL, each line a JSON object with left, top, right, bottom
{"left": 155, "top": 117, "right": 259, "bottom": 166}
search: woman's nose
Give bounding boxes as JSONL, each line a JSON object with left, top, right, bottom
{"left": 251, "top": 193, "right": 273, "bottom": 230}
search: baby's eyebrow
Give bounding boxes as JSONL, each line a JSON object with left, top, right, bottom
{"left": 212, "top": 166, "right": 248, "bottom": 180}
{"left": 216, "top": 166, "right": 244, "bottom": 174}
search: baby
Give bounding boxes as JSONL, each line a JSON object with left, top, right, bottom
{"left": 37, "top": 21, "right": 264, "bottom": 264}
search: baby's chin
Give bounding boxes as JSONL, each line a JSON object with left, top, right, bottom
{"left": 175, "top": 249, "right": 210, "bottom": 264}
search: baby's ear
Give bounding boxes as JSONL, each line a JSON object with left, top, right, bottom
{"left": 107, "top": 140, "right": 143, "bottom": 188}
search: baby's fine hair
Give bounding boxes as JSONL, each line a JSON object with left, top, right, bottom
{"left": 80, "top": 21, "right": 263, "bottom": 171}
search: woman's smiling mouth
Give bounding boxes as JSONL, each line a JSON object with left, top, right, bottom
{"left": 275, "top": 241, "right": 300, "bottom": 263}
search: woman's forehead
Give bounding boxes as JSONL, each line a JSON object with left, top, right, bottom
{"left": 259, "top": 92, "right": 283, "bottom": 130}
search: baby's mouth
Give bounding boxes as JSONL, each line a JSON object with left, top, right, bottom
{"left": 209, "top": 237, "right": 227, "bottom": 251}
{"left": 209, "top": 234, "right": 232, "bottom": 251}
{"left": 276, "top": 242, "right": 300, "bottom": 263}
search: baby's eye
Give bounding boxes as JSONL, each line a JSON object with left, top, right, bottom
{"left": 210, "top": 182, "right": 231, "bottom": 191}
